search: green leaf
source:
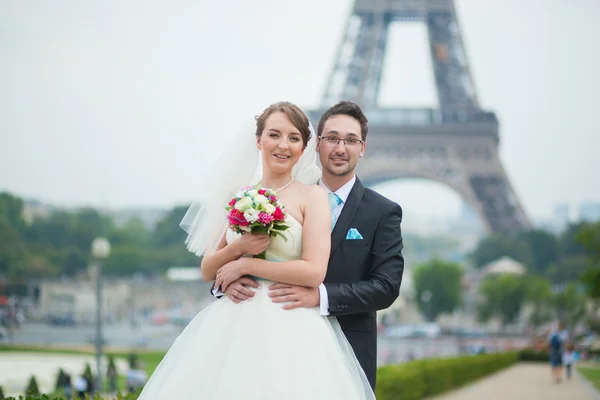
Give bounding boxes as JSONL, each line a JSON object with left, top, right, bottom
{"left": 251, "top": 225, "right": 267, "bottom": 234}
{"left": 271, "top": 230, "right": 289, "bottom": 242}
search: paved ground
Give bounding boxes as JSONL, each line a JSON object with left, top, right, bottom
{"left": 434, "top": 362, "right": 600, "bottom": 400}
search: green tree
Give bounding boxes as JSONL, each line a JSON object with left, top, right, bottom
{"left": 60, "top": 246, "right": 90, "bottom": 277}
{"left": 128, "top": 353, "right": 139, "bottom": 369}
{"left": 516, "top": 229, "right": 558, "bottom": 274}
{"left": 526, "top": 276, "right": 553, "bottom": 328}
{"left": 26, "top": 211, "right": 73, "bottom": 247}
{"left": 559, "top": 222, "right": 589, "bottom": 257}
{"left": 551, "top": 283, "right": 587, "bottom": 327}
{"left": 577, "top": 221, "right": 600, "bottom": 299}
{"left": 477, "top": 274, "right": 528, "bottom": 326}
{"left": 110, "top": 217, "right": 150, "bottom": 247}
{"left": 83, "top": 362, "right": 94, "bottom": 383}
{"left": 412, "top": 259, "right": 463, "bottom": 321}
{"left": 0, "top": 191, "right": 206, "bottom": 277}
{"left": 70, "top": 208, "right": 114, "bottom": 252}
{"left": 0, "top": 192, "right": 27, "bottom": 233}
{"left": 0, "top": 220, "right": 25, "bottom": 277}
{"left": 107, "top": 355, "right": 117, "bottom": 375}
{"left": 471, "top": 234, "right": 532, "bottom": 269}
{"left": 25, "top": 375, "right": 40, "bottom": 395}
{"left": 0, "top": 193, "right": 28, "bottom": 277}
{"left": 152, "top": 206, "right": 190, "bottom": 247}
{"left": 103, "top": 245, "right": 146, "bottom": 276}
{"left": 54, "top": 368, "right": 67, "bottom": 392}
{"left": 546, "top": 255, "right": 589, "bottom": 284}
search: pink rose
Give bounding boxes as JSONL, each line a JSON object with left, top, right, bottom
{"left": 258, "top": 189, "right": 267, "bottom": 195}
{"left": 228, "top": 209, "right": 248, "bottom": 226}
{"left": 273, "top": 207, "right": 284, "bottom": 221}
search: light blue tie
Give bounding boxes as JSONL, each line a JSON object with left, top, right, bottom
{"left": 328, "top": 193, "right": 343, "bottom": 231}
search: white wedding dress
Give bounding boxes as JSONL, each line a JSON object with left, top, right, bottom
{"left": 138, "top": 215, "right": 375, "bottom": 399}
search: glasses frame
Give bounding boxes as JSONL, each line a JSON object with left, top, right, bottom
{"left": 318, "top": 135, "right": 365, "bottom": 147}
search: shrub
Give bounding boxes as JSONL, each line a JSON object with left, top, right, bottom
{"left": 375, "top": 352, "right": 518, "bottom": 400}
{"left": 519, "top": 348, "right": 549, "bottom": 362}
{"left": 54, "top": 368, "right": 67, "bottom": 392}
{"left": 128, "top": 353, "right": 138, "bottom": 369}
{"left": 25, "top": 376, "right": 40, "bottom": 396}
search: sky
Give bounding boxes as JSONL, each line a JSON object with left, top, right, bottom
{"left": 1, "top": 0, "right": 599, "bottom": 222}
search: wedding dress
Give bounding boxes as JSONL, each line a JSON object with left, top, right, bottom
{"left": 138, "top": 213, "right": 375, "bottom": 399}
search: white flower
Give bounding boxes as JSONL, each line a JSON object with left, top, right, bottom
{"left": 243, "top": 208, "right": 259, "bottom": 223}
{"left": 253, "top": 194, "right": 269, "bottom": 205}
{"left": 247, "top": 189, "right": 258, "bottom": 198}
{"left": 235, "top": 191, "right": 244, "bottom": 198}
{"left": 234, "top": 197, "right": 253, "bottom": 211}
{"left": 264, "top": 204, "right": 276, "bottom": 214}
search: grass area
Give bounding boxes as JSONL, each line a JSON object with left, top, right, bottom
{"left": 0, "top": 344, "right": 165, "bottom": 374}
{"left": 578, "top": 365, "right": 600, "bottom": 392}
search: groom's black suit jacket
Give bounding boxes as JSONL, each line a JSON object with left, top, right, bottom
{"left": 325, "top": 177, "right": 404, "bottom": 389}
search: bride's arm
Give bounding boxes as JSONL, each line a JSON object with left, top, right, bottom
{"left": 200, "top": 234, "right": 243, "bottom": 282}
{"left": 221, "top": 186, "right": 331, "bottom": 288}
{"left": 200, "top": 233, "right": 269, "bottom": 282}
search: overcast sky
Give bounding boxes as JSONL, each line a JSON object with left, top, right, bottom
{"left": 1, "top": 0, "right": 598, "bottom": 221}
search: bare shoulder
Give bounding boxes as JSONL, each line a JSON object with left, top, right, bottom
{"left": 294, "top": 183, "right": 327, "bottom": 210}
{"left": 305, "top": 183, "right": 328, "bottom": 203}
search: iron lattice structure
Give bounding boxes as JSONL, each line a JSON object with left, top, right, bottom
{"left": 309, "top": 0, "right": 530, "bottom": 234}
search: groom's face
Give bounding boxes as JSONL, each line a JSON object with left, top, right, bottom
{"left": 316, "top": 114, "right": 365, "bottom": 177}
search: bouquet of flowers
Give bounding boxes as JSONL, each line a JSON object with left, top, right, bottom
{"left": 226, "top": 184, "right": 290, "bottom": 259}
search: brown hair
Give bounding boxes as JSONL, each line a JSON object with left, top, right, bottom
{"left": 255, "top": 102, "right": 311, "bottom": 150}
{"left": 317, "top": 101, "right": 369, "bottom": 141}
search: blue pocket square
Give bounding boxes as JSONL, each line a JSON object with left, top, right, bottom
{"left": 346, "top": 228, "right": 363, "bottom": 240}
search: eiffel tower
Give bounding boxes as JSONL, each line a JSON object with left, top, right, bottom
{"left": 308, "top": 0, "right": 530, "bottom": 234}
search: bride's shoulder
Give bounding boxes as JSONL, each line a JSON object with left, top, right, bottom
{"left": 294, "top": 182, "right": 327, "bottom": 204}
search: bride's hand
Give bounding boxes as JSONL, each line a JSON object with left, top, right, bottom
{"left": 215, "top": 259, "right": 247, "bottom": 292}
{"left": 235, "top": 233, "right": 270, "bottom": 256}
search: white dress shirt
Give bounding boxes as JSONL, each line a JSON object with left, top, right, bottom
{"left": 317, "top": 175, "right": 356, "bottom": 315}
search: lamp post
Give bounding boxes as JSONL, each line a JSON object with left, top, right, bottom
{"left": 91, "top": 237, "right": 111, "bottom": 394}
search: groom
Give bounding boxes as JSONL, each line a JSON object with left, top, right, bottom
{"left": 224, "top": 101, "right": 404, "bottom": 389}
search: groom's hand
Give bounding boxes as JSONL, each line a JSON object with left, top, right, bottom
{"left": 268, "top": 283, "right": 319, "bottom": 310}
{"left": 225, "top": 277, "right": 259, "bottom": 303}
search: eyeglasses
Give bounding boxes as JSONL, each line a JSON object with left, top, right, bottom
{"left": 318, "top": 136, "right": 364, "bottom": 147}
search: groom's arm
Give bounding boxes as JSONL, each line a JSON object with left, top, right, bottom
{"left": 210, "top": 282, "right": 224, "bottom": 298}
{"left": 323, "top": 203, "right": 404, "bottom": 316}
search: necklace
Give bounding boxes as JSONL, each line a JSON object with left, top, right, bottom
{"left": 264, "top": 177, "right": 294, "bottom": 194}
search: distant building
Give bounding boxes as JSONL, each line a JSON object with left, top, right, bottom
{"left": 22, "top": 199, "right": 55, "bottom": 224}
{"left": 106, "top": 207, "right": 168, "bottom": 229}
{"left": 166, "top": 267, "right": 202, "bottom": 282}
{"left": 37, "top": 272, "right": 213, "bottom": 324}
{"left": 578, "top": 202, "right": 600, "bottom": 222}
{"left": 481, "top": 256, "right": 527, "bottom": 276}
{"left": 536, "top": 203, "right": 571, "bottom": 234}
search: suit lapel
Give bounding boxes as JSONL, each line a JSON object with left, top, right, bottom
{"left": 330, "top": 177, "right": 365, "bottom": 257}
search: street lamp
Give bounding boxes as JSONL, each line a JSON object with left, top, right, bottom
{"left": 91, "top": 237, "right": 111, "bottom": 394}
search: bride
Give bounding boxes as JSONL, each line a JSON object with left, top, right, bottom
{"left": 138, "top": 102, "right": 375, "bottom": 399}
